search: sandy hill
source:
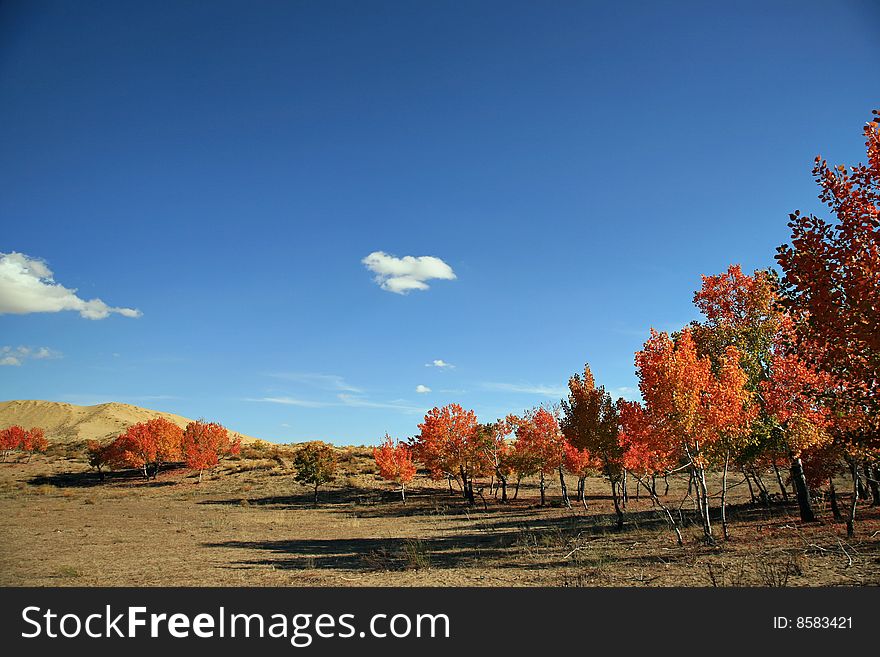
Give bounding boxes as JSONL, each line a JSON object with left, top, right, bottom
{"left": 0, "top": 400, "right": 260, "bottom": 444}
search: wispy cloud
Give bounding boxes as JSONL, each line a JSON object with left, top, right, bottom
{"left": 362, "top": 251, "right": 456, "bottom": 294}
{"left": 609, "top": 386, "right": 639, "bottom": 401}
{"left": 415, "top": 384, "right": 431, "bottom": 394}
{"left": 425, "top": 359, "right": 454, "bottom": 369}
{"left": 0, "top": 252, "right": 141, "bottom": 319}
{"left": 481, "top": 382, "right": 568, "bottom": 397}
{"left": 59, "top": 394, "right": 181, "bottom": 405}
{"left": 0, "top": 345, "right": 62, "bottom": 367}
{"left": 247, "top": 396, "right": 333, "bottom": 408}
{"left": 250, "top": 393, "right": 424, "bottom": 415}
{"left": 265, "top": 372, "right": 362, "bottom": 393}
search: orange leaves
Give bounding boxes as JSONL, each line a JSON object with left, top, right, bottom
{"left": 776, "top": 109, "right": 880, "bottom": 436}
{"left": 632, "top": 328, "right": 755, "bottom": 467}
{"left": 182, "top": 420, "right": 240, "bottom": 479}
{"left": 114, "top": 417, "right": 184, "bottom": 476}
{"left": 513, "top": 407, "right": 566, "bottom": 474}
{"left": 0, "top": 425, "right": 47, "bottom": 461}
{"left": 373, "top": 434, "right": 417, "bottom": 486}
{"left": 414, "top": 403, "right": 484, "bottom": 480}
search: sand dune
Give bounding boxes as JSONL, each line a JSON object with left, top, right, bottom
{"left": 0, "top": 399, "right": 259, "bottom": 443}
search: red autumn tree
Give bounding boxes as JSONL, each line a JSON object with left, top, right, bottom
{"left": 0, "top": 425, "right": 28, "bottom": 461}
{"left": 182, "top": 420, "right": 241, "bottom": 483}
{"left": 413, "top": 403, "right": 485, "bottom": 505}
{"left": 513, "top": 406, "right": 569, "bottom": 508}
{"left": 113, "top": 417, "right": 184, "bottom": 479}
{"left": 692, "top": 264, "right": 832, "bottom": 523}
{"left": 475, "top": 417, "right": 516, "bottom": 503}
{"left": 86, "top": 439, "right": 118, "bottom": 481}
{"left": 560, "top": 364, "right": 626, "bottom": 525}
{"left": 634, "top": 328, "right": 753, "bottom": 544}
{"left": 776, "top": 109, "right": 880, "bottom": 532}
{"left": 19, "top": 427, "right": 48, "bottom": 462}
{"left": 562, "top": 441, "right": 596, "bottom": 510}
{"left": 373, "top": 434, "right": 417, "bottom": 504}
{"left": 618, "top": 399, "right": 683, "bottom": 545}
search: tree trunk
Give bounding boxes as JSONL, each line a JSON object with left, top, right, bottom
{"left": 314, "top": 483, "right": 319, "bottom": 505}
{"left": 635, "top": 478, "right": 641, "bottom": 500}
{"left": 513, "top": 475, "right": 521, "bottom": 500}
{"left": 621, "top": 469, "right": 628, "bottom": 509}
{"left": 628, "top": 471, "right": 680, "bottom": 545}
{"left": 558, "top": 466, "right": 571, "bottom": 509}
{"left": 772, "top": 460, "right": 789, "bottom": 501}
{"left": 695, "top": 464, "right": 714, "bottom": 545}
{"left": 846, "top": 460, "right": 859, "bottom": 538}
{"left": 721, "top": 451, "right": 730, "bottom": 540}
{"left": 828, "top": 477, "right": 842, "bottom": 521}
{"left": 610, "top": 479, "right": 624, "bottom": 530}
{"left": 198, "top": 469, "right": 203, "bottom": 484}
{"left": 663, "top": 475, "right": 669, "bottom": 496}
{"left": 789, "top": 453, "right": 816, "bottom": 522}
{"left": 539, "top": 471, "right": 546, "bottom": 507}
{"left": 864, "top": 464, "right": 880, "bottom": 506}
{"left": 743, "top": 468, "right": 757, "bottom": 503}
{"left": 401, "top": 483, "right": 406, "bottom": 505}
{"left": 498, "top": 474, "right": 508, "bottom": 503}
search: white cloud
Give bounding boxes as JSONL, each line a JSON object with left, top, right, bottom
{"left": 609, "top": 386, "right": 640, "bottom": 401}
{"left": 265, "top": 372, "right": 362, "bottom": 393}
{"left": 415, "top": 384, "right": 431, "bottom": 394}
{"left": 425, "top": 359, "right": 454, "bottom": 369}
{"left": 247, "top": 397, "right": 333, "bottom": 408}
{"left": 0, "top": 345, "right": 62, "bottom": 366}
{"left": 0, "top": 252, "right": 141, "bottom": 319}
{"left": 248, "top": 393, "right": 424, "bottom": 415}
{"left": 362, "top": 251, "right": 456, "bottom": 294}
{"left": 482, "top": 382, "right": 568, "bottom": 397}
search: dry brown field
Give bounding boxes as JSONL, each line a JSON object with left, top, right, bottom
{"left": 1, "top": 441, "right": 877, "bottom": 587}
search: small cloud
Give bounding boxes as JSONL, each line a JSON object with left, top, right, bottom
{"left": 482, "top": 382, "right": 568, "bottom": 397}
{"left": 362, "top": 251, "right": 456, "bottom": 294}
{"left": 610, "top": 386, "right": 639, "bottom": 401}
{"left": 0, "top": 345, "right": 62, "bottom": 366}
{"left": 415, "top": 384, "right": 431, "bottom": 394}
{"left": 425, "top": 359, "right": 454, "bottom": 369}
{"left": 0, "top": 252, "right": 141, "bottom": 319}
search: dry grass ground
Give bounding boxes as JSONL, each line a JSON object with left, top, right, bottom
{"left": 0, "top": 442, "right": 877, "bottom": 587}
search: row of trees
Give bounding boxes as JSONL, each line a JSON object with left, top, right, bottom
{"left": 86, "top": 417, "right": 241, "bottom": 483}
{"left": 0, "top": 425, "right": 47, "bottom": 462}
{"left": 373, "top": 109, "right": 880, "bottom": 543}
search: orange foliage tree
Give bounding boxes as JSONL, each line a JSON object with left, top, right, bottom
{"left": 513, "top": 406, "right": 569, "bottom": 508}
{"left": 0, "top": 425, "right": 47, "bottom": 462}
{"left": 633, "top": 328, "right": 753, "bottom": 543}
{"left": 182, "top": 420, "right": 241, "bottom": 483}
{"left": 413, "top": 403, "right": 485, "bottom": 505}
{"left": 560, "top": 364, "right": 625, "bottom": 524}
{"left": 373, "top": 434, "right": 417, "bottom": 504}
{"left": 692, "top": 264, "right": 833, "bottom": 523}
{"left": 114, "top": 417, "right": 184, "bottom": 479}
{"left": 86, "top": 439, "right": 119, "bottom": 481}
{"left": 776, "top": 110, "right": 880, "bottom": 532}
{"left": 475, "top": 417, "right": 517, "bottom": 503}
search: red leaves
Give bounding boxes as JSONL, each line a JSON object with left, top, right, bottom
{"left": 0, "top": 425, "right": 47, "bottom": 461}
{"left": 413, "top": 403, "right": 484, "bottom": 481}
{"left": 114, "top": 417, "right": 184, "bottom": 477}
{"left": 373, "top": 434, "right": 417, "bottom": 486}
{"left": 182, "top": 420, "right": 240, "bottom": 480}
{"left": 776, "top": 109, "right": 880, "bottom": 438}
{"left": 512, "top": 407, "right": 566, "bottom": 474}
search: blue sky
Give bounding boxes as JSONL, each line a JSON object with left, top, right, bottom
{"left": 1, "top": 1, "right": 878, "bottom": 444}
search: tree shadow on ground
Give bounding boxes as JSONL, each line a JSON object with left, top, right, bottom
{"left": 28, "top": 467, "right": 179, "bottom": 489}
